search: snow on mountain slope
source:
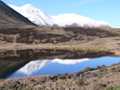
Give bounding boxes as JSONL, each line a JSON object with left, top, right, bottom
{"left": 52, "top": 14, "right": 110, "bottom": 27}
{"left": 10, "top": 4, "right": 54, "bottom": 25}
{"left": 10, "top": 4, "right": 110, "bottom": 27}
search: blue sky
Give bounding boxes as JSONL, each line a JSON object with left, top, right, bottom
{"left": 4, "top": 0, "right": 120, "bottom": 26}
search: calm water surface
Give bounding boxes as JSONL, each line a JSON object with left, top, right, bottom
{"left": 10, "top": 56, "right": 120, "bottom": 78}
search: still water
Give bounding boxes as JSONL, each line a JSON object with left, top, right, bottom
{"left": 10, "top": 56, "right": 120, "bottom": 78}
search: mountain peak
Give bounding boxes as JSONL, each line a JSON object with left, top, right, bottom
{"left": 21, "top": 4, "right": 40, "bottom": 13}
{"left": 10, "top": 4, "right": 54, "bottom": 25}
{"left": 10, "top": 3, "right": 110, "bottom": 27}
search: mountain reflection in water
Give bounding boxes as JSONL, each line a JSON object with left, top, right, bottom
{"left": 10, "top": 56, "right": 120, "bottom": 78}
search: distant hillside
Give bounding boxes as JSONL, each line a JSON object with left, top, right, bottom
{"left": 0, "top": 0, "right": 36, "bottom": 29}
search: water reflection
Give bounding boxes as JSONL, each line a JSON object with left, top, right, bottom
{"left": 0, "top": 48, "right": 114, "bottom": 78}
{"left": 10, "top": 56, "right": 120, "bottom": 78}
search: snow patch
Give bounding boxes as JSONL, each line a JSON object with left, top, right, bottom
{"left": 10, "top": 4, "right": 54, "bottom": 25}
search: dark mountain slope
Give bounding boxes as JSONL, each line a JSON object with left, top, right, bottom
{"left": 0, "top": 0, "right": 37, "bottom": 78}
{"left": 0, "top": 0, "right": 36, "bottom": 29}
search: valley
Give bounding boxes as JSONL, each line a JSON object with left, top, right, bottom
{"left": 0, "top": 0, "right": 120, "bottom": 90}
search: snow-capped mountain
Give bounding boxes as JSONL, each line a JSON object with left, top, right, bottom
{"left": 10, "top": 4, "right": 110, "bottom": 27}
{"left": 52, "top": 14, "right": 110, "bottom": 27}
{"left": 10, "top": 4, "right": 54, "bottom": 25}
